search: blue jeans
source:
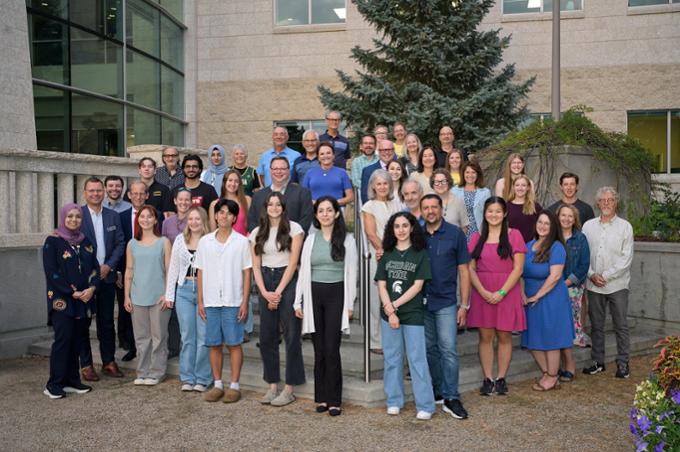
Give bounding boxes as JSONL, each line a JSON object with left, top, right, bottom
{"left": 424, "top": 305, "right": 460, "bottom": 400}
{"left": 381, "top": 319, "right": 435, "bottom": 413}
{"left": 175, "top": 283, "right": 212, "bottom": 386}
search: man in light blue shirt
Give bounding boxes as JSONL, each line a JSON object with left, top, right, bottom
{"left": 351, "top": 134, "right": 377, "bottom": 191}
{"left": 103, "top": 175, "right": 132, "bottom": 213}
{"left": 257, "top": 127, "right": 300, "bottom": 187}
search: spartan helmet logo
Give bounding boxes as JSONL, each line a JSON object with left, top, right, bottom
{"left": 392, "top": 281, "right": 403, "bottom": 295}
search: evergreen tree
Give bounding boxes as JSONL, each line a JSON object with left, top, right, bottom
{"left": 318, "top": 0, "right": 534, "bottom": 153}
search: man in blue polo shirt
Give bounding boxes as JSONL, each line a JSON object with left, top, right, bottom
{"left": 257, "top": 127, "right": 300, "bottom": 187}
{"left": 420, "top": 193, "right": 471, "bottom": 420}
{"left": 319, "top": 110, "right": 351, "bottom": 169}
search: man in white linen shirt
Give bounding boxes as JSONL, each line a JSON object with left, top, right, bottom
{"left": 196, "top": 199, "right": 252, "bottom": 404}
{"left": 581, "top": 186, "right": 634, "bottom": 379}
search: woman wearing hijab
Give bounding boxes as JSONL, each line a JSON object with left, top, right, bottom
{"left": 42, "top": 203, "right": 100, "bottom": 399}
{"left": 201, "top": 144, "right": 229, "bottom": 194}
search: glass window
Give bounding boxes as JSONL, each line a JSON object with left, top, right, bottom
{"left": 127, "top": 107, "right": 160, "bottom": 147}
{"left": 162, "top": 117, "right": 184, "bottom": 146}
{"left": 311, "top": 0, "right": 345, "bottom": 24}
{"left": 671, "top": 112, "right": 680, "bottom": 173}
{"left": 160, "top": 66, "right": 184, "bottom": 117}
{"left": 276, "top": 0, "right": 346, "bottom": 26}
{"left": 26, "top": 0, "right": 67, "bottom": 18}
{"left": 629, "top": 0, "right": 670, "bottom": 5}
{"left": 275, "top": 119, "right": 344, "bottom": 152}
{"left": 70, "top": 0, "right": 122, "bottom": 40}
{"left": 126, "top": 49, "right": 160, "bottom": 110}
{"left": 503, "top": 0, "right": 582, "bottom": 13}
{"left": 29, "top": 14, "right": 69, "bottom": 85}
{"left": 71, "top": 93, "right": 124, "bottom": 156}
{"left": 160, "top": 15, "right": 183, "bottom": 70}
{"left": 544, "top": 0, "right": 583, "bottom": 12}
{"left": 126, "top": 0, "right": 160, "bottom": 57}
{"left": 70, "top": 27, "right": 123, "bottom": 98}
{"left": 160, "top": 0, "right": 183, "bottom": 21}
{"left": 34, "top": 84, "right": 69, "bottom": 153}
{"left": 628, "top": 111, "right": 668, "bottom": 173}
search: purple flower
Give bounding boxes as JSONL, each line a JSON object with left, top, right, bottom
{"left": 637, "top": 441, "right": 649, "bottom": 452}
{"left": 658, "top": 411, "right": 673, "bottom": 421}
{"left": 631, "top": 407, "right": 638, "bottom": 419}
{"left": 638, "top": 415, "right": 652, "bottom": 433}
{"left": 671, "top": 389, "right": 680, "bottom": 405}
{"left": 655, "top": 442, "right": 665, "bottom": 452}
{"left": 630, "top": 422, "right": 638, "bottom": 435}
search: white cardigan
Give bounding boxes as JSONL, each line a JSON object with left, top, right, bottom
{"left": 293, "top": 232, "right": 358, "bottom": 334}
{"left": 164, "top": 234, "right": 196, "bottom": 303}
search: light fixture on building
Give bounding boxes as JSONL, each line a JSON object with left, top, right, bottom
{"left": 333, "top": 8, "right": 346, "bottom": 20}
{"left": 527, "top": 0, "right": 541, "bottom": 8}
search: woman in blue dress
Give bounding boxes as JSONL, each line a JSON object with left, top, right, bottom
{"left": 521, "top": 210, "right": 574, "bottom": 392}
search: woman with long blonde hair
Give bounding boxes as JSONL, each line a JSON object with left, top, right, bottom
{"left": 165, "top": 206, "right": 213, "bottom": 392}
{"left": 507, "top": 175, "right": 542, "bottom": 243}
{"left": 495, "top": 153, "right": 532, "bottom": 200}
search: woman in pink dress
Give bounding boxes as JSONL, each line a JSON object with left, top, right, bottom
{"left": 208, "top": 169, "right": 251, "bottom": 236}
{"left": 468, "top": 196, "right": 527, "bottom": 396}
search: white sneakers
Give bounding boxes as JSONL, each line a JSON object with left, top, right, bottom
{"left": 416, "top": 411, "right": 433, "bottom": 421}
{"left": 134, "top": 377, "right": 160, "bottom": 386}
{"left": 193, "top": 384, "right": 207, "bottom": 393}
{"left": 387, "top": 406, "right": 400, "bottom": 415}
{"left": 181, "top": 383, "right": 193, "bottom": 392}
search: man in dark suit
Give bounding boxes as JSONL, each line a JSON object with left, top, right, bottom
{"left": 79, "top": 177, "right": 126, "bottom": 380}
{"left": 360, "top": 139, "right": 397, "bottom": 204}
{"left": 247, "top": 156, "right": 313, "bottom": 233}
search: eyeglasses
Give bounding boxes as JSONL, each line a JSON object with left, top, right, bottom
{"left": 599, "top": 198, "right": 616, "bottom": 204}
{"left": 379, "top": 148, "right": 394, "bottom": 152}
{"left": 302, "top": 139, "right": 318, "bottom": 143}
{"left": 163, "top": 154, "right": 179, "bottom": 158}
{"left": 271, "top": 167, "right": 289, "bottom": 172}
{"left": 184, "top": 164, "right": 199, "bottom": 169}
{"left": 326, "top": 117, "right": 340, "bottom": 122}
{"left": 432, "top": 180, "right": 448, "bottom": 186}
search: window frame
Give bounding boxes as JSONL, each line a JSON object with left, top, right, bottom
{"left": 627, "top": 109, "right": 680, "bottom": 174}
{"left": 501, "top": 0, "right": 584, "bottom": 17}
{"left": 273, "top": 0, "right": 347, "bottom": 29}
{"left": 274, "top": 119, "right": 347, "bottom": 153}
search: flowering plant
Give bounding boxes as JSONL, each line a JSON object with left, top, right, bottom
{"left": 630, "top": 336, "right": 680, "bottom": 451}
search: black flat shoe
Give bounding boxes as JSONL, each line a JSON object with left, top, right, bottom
{"left": 122, "top": 350, "right": 136, "bottom": 362}
{"left": 328, "top": 407, "right": 342, "bottom": 416}
{"left": 316, "top": 404, "right": 328, "bottom": 413}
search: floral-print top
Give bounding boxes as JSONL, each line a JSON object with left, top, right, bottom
{"left": 42, "top": 235, "right": 100, "bottom": 322}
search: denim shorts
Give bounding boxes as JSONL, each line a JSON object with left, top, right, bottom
{"left": 205, "top": 306, "right": 244, "bottom": 347}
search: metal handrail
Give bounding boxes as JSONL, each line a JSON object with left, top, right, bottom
{"left": 354, "top": 187, "right": 372, "bottom": 383}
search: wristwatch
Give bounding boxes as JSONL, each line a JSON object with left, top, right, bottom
{"left": 458, "top": 304, "right": 470, "bottom": 311}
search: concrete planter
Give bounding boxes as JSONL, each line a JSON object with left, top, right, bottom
{"left": 629, "top": 241, "right": 680, "bottom": 332}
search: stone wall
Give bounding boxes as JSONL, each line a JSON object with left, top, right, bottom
{"left": 0, "top": 0, "right": 36, "bottom": 150}
{"left": 629, "top": 242, "right": 680, "bottom": 333}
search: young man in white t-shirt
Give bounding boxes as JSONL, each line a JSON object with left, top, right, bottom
{"left": 196, "top": 199, "right": 252, "bottom": 403}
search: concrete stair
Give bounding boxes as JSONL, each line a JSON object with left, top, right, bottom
{"left": 27, "top": 313, "right": 662, "bottom": 407}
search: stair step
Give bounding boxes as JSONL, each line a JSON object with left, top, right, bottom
{"left": 28, "top": 327, "right": 659, "bottom": 407}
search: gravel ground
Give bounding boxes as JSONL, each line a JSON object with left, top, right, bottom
{"left": 0, "top": 354, "right": 649, "bottom": 451}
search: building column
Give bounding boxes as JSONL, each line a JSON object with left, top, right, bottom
{"left": 15, "top": 171, "right": 33, "bottom": 233}
{"left": 37, "top": 172, "right": 55, "bottom": 232}
{"left": 0, "top": 171, "right": 9, "bottom": 233}
{"left": 57, "top": 173, "right": 75, "bottom": 210}
{"left": 76, "top": 175, "right": 89, "bottom": 205}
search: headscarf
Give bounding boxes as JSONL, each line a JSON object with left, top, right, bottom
{"left": 55, "top": 203, "right": 85, "bottom": 246}
{"left": 201, "top": 144, "right": 228, "bottom": 193}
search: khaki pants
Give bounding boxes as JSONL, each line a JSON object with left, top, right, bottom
{"left": 131, "top": 303, "right": 171, "bottom": 379}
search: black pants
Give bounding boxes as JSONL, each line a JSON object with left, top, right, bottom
{"left": 115, "top": 284, "right": 135, "bottom": 352}
{"left": 48, "top": 310, "right": 88, "bottom": 390}
{"left": 167, "top": 308, "right": 181, "bottom": 357}
{"left": 258, "top": 267, "right": 305, "bottom": 386}
{"left": 311, "top": 281, "right": 344, "bottom": 406}
{"left": 79, "top": 282, "right": 116, "bottom": 366}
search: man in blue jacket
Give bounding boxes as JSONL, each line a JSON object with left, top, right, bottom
{"left": 79, "top": 177, "right": 126, "bottom": 380}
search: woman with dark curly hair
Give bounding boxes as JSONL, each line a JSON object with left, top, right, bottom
{"left": 294, "top": 196, "right": 357, "bottom": 416}
{"left": 375, "top": 212, "right": 435, "bottom": 420}
{"left": 249, "top": 192, "right": 304, "bottom": 407}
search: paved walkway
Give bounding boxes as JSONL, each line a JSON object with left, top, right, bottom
{"left": 1, "top": 354, "right": 647, "bottom": 451}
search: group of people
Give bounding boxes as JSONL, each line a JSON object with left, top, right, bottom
{"left": 42, "top": 115, "right": 635, "bottom": 422}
